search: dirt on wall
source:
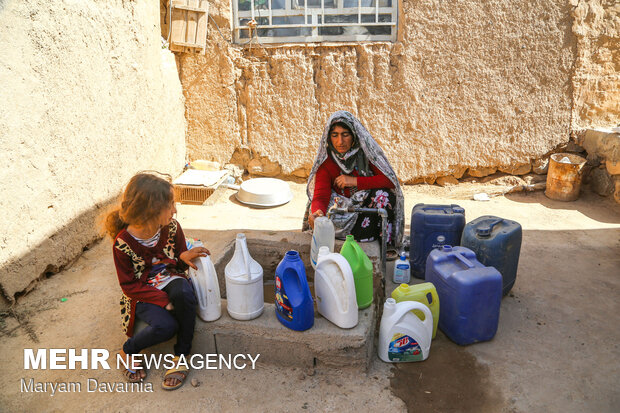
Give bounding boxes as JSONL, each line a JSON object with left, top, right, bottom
{"left": 0, "top": 0, "right": 187, "bottom": 305}
{"left": 169, "top": 0, "right": 594, "bottom": 182}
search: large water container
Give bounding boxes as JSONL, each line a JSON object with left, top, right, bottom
{"left": 340, "top": 235, "right": 373, "bottom": 309}
{"left": 426, "top": 246, "right": 502, "bottom": 345}
{"left": 275, "top": 251, "right": 314, "bottom": 331}
{"left": 224, "top": 233, "right": 264, "bottom": 320}
{"left": 461, "top": 215, "right": 522, "bottom": 296}
{"left": 315, "top": 247, "right": 358, "bottom": 329}
{"left": 410, "top": 204, "right": 466, "bottom": 279}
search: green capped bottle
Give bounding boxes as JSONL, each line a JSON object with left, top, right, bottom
{"left": 340, "top": 235, "right": 373, "bottom": 309}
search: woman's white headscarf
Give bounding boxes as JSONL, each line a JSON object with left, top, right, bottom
{"left": 305, "top": 110, "right": 405, "bottom": 247}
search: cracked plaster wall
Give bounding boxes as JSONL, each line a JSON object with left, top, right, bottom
{"left": 173, "top": 0, "right": 618, "bottom": 182}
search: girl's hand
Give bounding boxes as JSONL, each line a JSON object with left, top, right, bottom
{"left": 334, "top": 174, "right": 357, "bottom": 190}
{"left": 179, "top": 247, "right": 210, "bottom": 270}
{"left": 309, "top": 209, "right": 324, "bottom": 229}
{"left": 165, "top": 302, "right": 174, "bottom": 311}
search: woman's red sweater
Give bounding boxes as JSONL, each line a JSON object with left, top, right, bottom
{"left": 311, "top": 157, "right": 394, "bottom": 214}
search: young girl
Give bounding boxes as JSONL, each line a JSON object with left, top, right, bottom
{"left": 105, "top": 172, "right": 209, "bottom": 390}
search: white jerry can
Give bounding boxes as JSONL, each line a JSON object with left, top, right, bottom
{"left": 378, "top": 298, "right": 433, "bottom": 363}
{"left": 188, "top": 252, "right": 222, "bottom": 322}
{"left": 224, "top": 233, "right": 264, "bottom": 320}
{"left": 314, "top": 246, "right": 358, "bottom": 329}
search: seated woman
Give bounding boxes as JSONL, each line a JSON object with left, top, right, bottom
{"left": 303, "top": 111, "right": 404, "bottom": 247}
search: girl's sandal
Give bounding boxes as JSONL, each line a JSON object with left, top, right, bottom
{"left": 119, "top": 352, "right": 147, "bottom": 383}
{"left": 122, "top": 366, "right": 143, "bottom": 383}
{"left": 162, "top": 356, "right": 189, "bottom": 391}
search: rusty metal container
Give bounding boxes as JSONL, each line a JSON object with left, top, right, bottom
{"left": 545, "top": 153, "right": 587, "bottom": 201}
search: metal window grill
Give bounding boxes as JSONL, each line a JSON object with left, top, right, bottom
{"left": 233, "top": 0, "right": 397, "bottom": 44}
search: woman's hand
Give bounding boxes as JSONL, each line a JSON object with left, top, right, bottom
{"left": 308, "top": 209, "right": 324, "bottom": 229}
{"left": 179, "top": 246, "right": 210, "bottom": 270}
{"left": 165, "top": 302, "right": 174, "bottom": 311}
{"left": 334, "top": 174, "right": 357, "bottom": 190}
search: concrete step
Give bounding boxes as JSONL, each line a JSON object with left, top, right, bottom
{"left": 196, "top": 300, "right": 376, "bottom": 372}
{"left": 140, "top": 300, "right": 376, "bottom": 372}
{"left": 140, "top": 232, "right": 384, "bottom": 372}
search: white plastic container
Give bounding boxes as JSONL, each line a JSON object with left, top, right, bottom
{"left": 188, "top": 250, "right": 222, "bottom": 322}
{"left": 378, "top": 298, "right": 433, "bottom": 362}
{"left": 311, "top": 217, "right": 335, "bottom": 269}
{"left": 314, "top": 246, "right": 358, "bottom": 329}
{"left": 224, "top": 234, "right": 264, "bottom": 320}
{"left": 393, "top": 252, "right": 411, "bottom": 284}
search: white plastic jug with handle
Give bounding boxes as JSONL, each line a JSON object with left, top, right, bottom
{"left": 224, "top": 233, "right": 264, "bottom": 320}
{"left": 311, "top": 217, "right": 335, "bottom": 269}
{"left": 188, "top": 247, "right": 222, "bottom": 322}
{"left": 378, "top": 298, "right": 433, "bottom": 362}
{"left": 314, "top": 246, "right": 358, "bottom": 329}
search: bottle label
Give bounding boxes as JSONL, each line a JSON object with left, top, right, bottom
{"left": 388, "top": 333, "right": 423, "bottom": 362}
{"left": 393, "top": 264, "right": 410, "bottom": 283}
{"left": 431, "top": 234, "right": 447, "bottom": 249}
{"left": 275, "top": 275, "right": 293, "bottom": 321}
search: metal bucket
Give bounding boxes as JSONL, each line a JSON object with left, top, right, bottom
{"left": 545, "top": 153, "right": 587, "bottom": 201}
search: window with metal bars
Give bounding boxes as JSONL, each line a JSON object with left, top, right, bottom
{"left": 233, "top": 0, "right": 397, "bottom": 44}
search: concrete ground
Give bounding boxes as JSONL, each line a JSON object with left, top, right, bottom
{"left": 0, "top": 181, "right": 619, "bottom": 412}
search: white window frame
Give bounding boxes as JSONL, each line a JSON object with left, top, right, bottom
{"left": 232, "top": 0, "right": 397, "bottom": 44}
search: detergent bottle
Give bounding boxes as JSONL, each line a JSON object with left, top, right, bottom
{"left": 224, "top": 233, "right": 264, "bottom": 320}
{"left": 391, "top": 282, "right": 439, "bottom": 339}
{"left": 378, "top": 298, "right": 433, "bottom": 362}
{"left": 393, "top": 252, "right": 411, "bottom": 284}
{"left": 275, "top": 251, "right": 314, "bottom": 331}
{"left": 314, "top": 246, "right": 358, "bottom": 329}
{"left": 187, "top": 241, "right": 221, "bottom": 322}
{"left": 340, "top": 235, "right": 373, "bottom": 309}
{"left": 310, "top": 217, "right": 335, "bottom": 269}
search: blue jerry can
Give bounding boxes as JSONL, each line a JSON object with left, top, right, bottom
{"left": 275, "top": 251, "right": 314, "bottom": 331}
{"left": 410, "top": 204, "right": 466, "bottom": 279}
{"left": 426, "top": 246, "right": 502, "bottom": 345}
{"left": 461, "top": 215, "right": 522, "bottom": 296}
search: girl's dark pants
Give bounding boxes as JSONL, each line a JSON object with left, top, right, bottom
{"left": 123, "top": 278, "right": 196, "bottom": 356}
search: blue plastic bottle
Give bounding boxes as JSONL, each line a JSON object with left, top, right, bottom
{"left": 461, "top": 215, "right": 522, "bottom": 296}
{"left": 425, "top": 245, "right": 502, "bottom": 345}
{"left": 410, "top": 204, "right": 466, "bottom": 279}
{"left": 275, "top": 251, "right": 314, "bottom": 331}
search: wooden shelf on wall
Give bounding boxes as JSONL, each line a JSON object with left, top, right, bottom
{"left": 168, "top": 0, "right": 209, "bottom": 54}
